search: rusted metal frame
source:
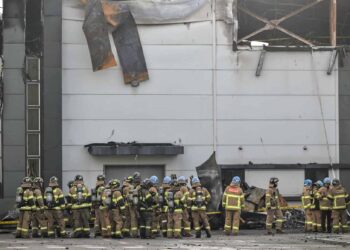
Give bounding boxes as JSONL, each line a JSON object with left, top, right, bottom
{"left": 330, "top": 0, "right": 337, "bottom": 47}
{"left": 237, "top": 1, "right": 326, "bottom": 46}
{"left": 327, "top": 49, "right": 338, "bottom": 75}
{"left": 255, "top": 50, "right": 266, "bottom": 77}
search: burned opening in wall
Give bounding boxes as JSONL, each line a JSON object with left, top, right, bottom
{"left": 236, "top": 0, "right": 350, "bottom": 46}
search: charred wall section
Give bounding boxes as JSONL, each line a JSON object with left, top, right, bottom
{"left": 2, "top": 0, "right": 26, "bottom": 202}
{"left": 41, "top": 0, "right": 62, "bottom": 185}
{"left": 238, "top": 0, "right": 350, "bottom": 46}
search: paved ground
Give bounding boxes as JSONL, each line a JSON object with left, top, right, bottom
{"left": 0, "top": 230, "right": 349, "bottom": 250}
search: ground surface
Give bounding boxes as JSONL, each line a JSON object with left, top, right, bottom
{"left": 0, "top": 230, "right": 350, "bottom": 250}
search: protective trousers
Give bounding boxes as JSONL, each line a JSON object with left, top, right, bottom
{"left": 182, "top": 208, "right": 191, "bottom": 236}
{"left": 72, "top": 208, "right": 90, "bottom": 237}
{"left": 266, "top": 209, "right": 283, "bottom": 233}
{"left": 312, "top": 210, "right": 322, "bottom": 232}
{"left": 160, "top": 212, "right": 168, "bottom": 236}
{"left": 224, "top": 210, "right": 240, "bottom": 235}
{"left": 16, "top": 211, "right": 31, "bottom": 238}
{"left": 139, "top": 211, "right": 153, "bottom": 239}
{"left": 32, "top": 210, "right": 47, "bottom": 237}
{"left": 151, "top": 211, "right": 160, "bottom": 236}
{"left": 167, "top": 212, "right": 182, "bottom": 238}
{"left": 94, "top": 208, "right": 102, "bottom": 236}
{"left": 304, "top": 209, "right": 313, "bottom": 232}
{"left": 100, "top": 208, "right": 111, "bottom": 237}
{"left": 321, "top": 210, "right": 332, "bottom": 233}
{"left": 192, "top": 210, "right": 211, "bottom": 236}
{"left": 332, "top": 209, "right": 348, "bottom": 233}
{"left": 122, "top": 205, "right": 131, "bottom": 236}
{"left": 45, "top": 210, "right": 66, "bottom": 237}
{"left": 129, "top": 206, "right": 139, "bottom": 237}
{"left": 111, "top": 209, "right": 123, "bottom": 237}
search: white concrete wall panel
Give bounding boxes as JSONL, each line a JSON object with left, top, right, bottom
{"left": 216, "top": 145, "right": 337, "bottom": 165}
{"left": 62, "top": 95, "right": 212, "bottom": 120}
{"left": 62, "top": 69, "right": 212, "bottom": 95}
{"left": 245, "top": 170, "right": 304, "bottom": 196}
{"left": 217, "top": 96, "right": 335, "bottom": 120}
{"left": 217, "top": 121, "right": 336, "bottom": 145}
{"left": 62, "top": 120, "right": 213, "bottom": 146}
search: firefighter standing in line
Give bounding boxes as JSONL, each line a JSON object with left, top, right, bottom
{"left": 31, "top": 177, "right": 48, "bottom": 238}
{"left": 100, "top": 180, "right": 112, "bottom": 238}
{"left": 160, "top": 176, "right": 171, "bottom": 237}
{"left": 222, "top": 176, "right": 245, "bottom": 236}
{"left": 327, "top": 178, "right": 349, "bottom": 233}
{"left": 150, "top": 175, "right": 161, "bottom": 237}
{"left": 301, "top": 179, "right": 313, "bottom": 233}
{"left": 265, "top": 177, "right": 284, "bottom": 234}
{"left": 188, "top": 177, "right": 211, "bottom": 238}
{"left": 129, "top": 172, "right": 142, "bottom": 238}
{"left": 311, "top": 180, "right": 323, "bottom": 233}
{"left": 69, "top": 175, "right": 91, "bottom": 238}
{"left": 110, "top": 179, "right": 126, "bottom": 238}
{"left": 15, "top": 177, "right": 35, "bottom": 238}
{"left": 44, "top": 176, "right": 67, "bottom": 238}
{"left": 121, "top": 176, "right": 133, "bottom": 237}
{"left": 178, "top": 176, "right": 192, "bottom": 237}
{"left": 65, "top": 180, "right": 75, "bottom": 228}
{"left": 138, "top": 179, "right": 158, "bottom": 239}
{"left": 318, "top": 177, "right": 332, "bottom": 233}
{"left": 165, "top": 179, "right": 184, "bottom": 238}
{"left": 91, "top": 175, "right": 106, "bottom": 237}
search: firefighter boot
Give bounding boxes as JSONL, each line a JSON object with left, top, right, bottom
{"left": 195, "top": 230, "right": 201, "bottom": 238}
{"left": 32, "top": 230, "right": 40, "bottom": 238}
{"left": 205, "top": 229, "right": 211, "bottom": 238}
{"left": 276, "top": 229, "right": 285, "bottom": 234}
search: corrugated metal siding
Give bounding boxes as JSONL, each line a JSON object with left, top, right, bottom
{"left": 62, "top": 1, "right": 339, "bottom": 195}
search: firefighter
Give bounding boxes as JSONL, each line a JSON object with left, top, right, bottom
{"left": 100, "top": 180, "right": 112, "bottom": 238}
{"left": 138, "top": 178, "right": 158, "bottom": 239}
{"left": 265, "top": 177, "right": 284, "bottom": 234}
{"left": 31, "top": 177, "right": 48, "bottom": 238}
{"left": 110, "top": 179, "right": 126, "bottom": 238}
{"left": 311, "top": 181, "right": 323, "bottom": 233}
{"left": 129, "top": 172, "right": 142, "bottom": 238}
{"left": 301, "top": 179, "right": 313, "bottom": 233}
{"left": 150, "top": 175, "right": 161, "bottom": 237}
{"left": 189, "top": 177, "right": 211, "bottom": 238}
{"left": 160, "top": 176, "right": 171, "bottom": 237}
{"left": 165, "top": 179, "right": 184, "bottom": 238}
{"left": 121, "top": 176, "right": 133, "bottom": 237}
{"left": 44, "top": 176, "right": 67, "bottom": 238}
{"left": 318, "top": 177, "right": 332, "bottom": 233}
{"left": 328, "top": 178, "right": 349, "bottom": 233}
{"left": 91, "top": 175, "right": 106, "bottom": 237}
{"left": 69, "top": 175, "right": 91, "bottom": 238}
{"left": 222, "top": 176, "right": 245, "bottom": 236}
{"left": 15, "top": 177, "right": 34, "bottom": 238}
{"left": 65, "top": 180, "right": 75, "bottom": 228}
{"left": 178, "top": 176, "right": 191, "bottom": 237}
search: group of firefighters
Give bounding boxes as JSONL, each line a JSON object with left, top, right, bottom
{"left": 14, "top": 172, "right": 349, "bottom": 239}
{"left": 302, "top": 177, "right": 349, "bottom": 234}
{"left": 15, "top": 172, "right": 213, "bottom": 239}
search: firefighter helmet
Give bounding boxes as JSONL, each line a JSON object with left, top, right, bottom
{"left": 126, "top": 176, "right": 133, "bottom": 183}
{"left": 323, "top": 177, "right": 331, "bottom": 184}
{"left": 33, "top": 177, "right": 43, "bottom": 184}
{"left": 75, "top": 175, "right": 83, "bottom": 182}
{"left": 21, "top": 176, "right": 32, "bottom": 188}
{"left": 232, "top": 176, "right": 241, "bottom": 185}
{"left": 150, "top": 176, "right": 159, "bottom": 185}
{"left": 67, "top": 180, "right": 74, "bottom": 188}
{"left": 191, "top": 177, "right": 200, "bottom": 185}
{"left": 269, "top": 177, "right": 279, "bottom": 185}
{"left": 133, "top": 172, "right": 141, "bottom": 182}
{"left": 163, "top": 176, "right": 171, "bottom": 184}
{"left": 110, "top": 179, "right": 120, "bottom": 189}
{"left": 142, "top": 178, "right": 152, "bottom": 189}
{"left": 49, "top": 176, "right": 59, "bottom": 187}
{"left": 178, "top": 176, "right": 187, "bottom": 185}
{"left": 332, "top": 178, "right": 340, "bottom": 186}
{"left": 304, "top": 179, "right": 312, "bottom": 187}
{"left": 315, "top": 180, "right": 323, "bottom": 188}
{"left": 97, "top": 174, "right": 105, "bottom": 181}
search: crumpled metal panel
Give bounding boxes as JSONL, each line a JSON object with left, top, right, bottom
{"left": 83, "top": 0, "right": 117, "bottom": 71}
{"left": 196, "top": 152, "right": 223, "bottom": 212}
{"left": 104, "top": 2, "right": 149, "bottom": 84}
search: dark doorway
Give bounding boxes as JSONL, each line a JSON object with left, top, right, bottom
{"left": 305, "top": 168, "right": 329, "bottom": 183}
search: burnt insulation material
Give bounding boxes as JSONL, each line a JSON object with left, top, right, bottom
{"left": 25, "top": 0, "right": 43, "bottom": 56}
{"left": 238, "top": 0, "right": 350, "bottom": 45}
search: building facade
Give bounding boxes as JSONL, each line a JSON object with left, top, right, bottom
{"left": 1, "top": 0, "right": 350, "bottom": 214}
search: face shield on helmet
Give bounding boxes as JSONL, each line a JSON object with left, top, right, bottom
{"left": 232, "top": 176, "right": 241, "bottom": 185}
{"left": 304, "top": 179, "right": 312, "bottom": 187}
{"left": 150, "top": 176, "right": 159, "bottom": 185}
